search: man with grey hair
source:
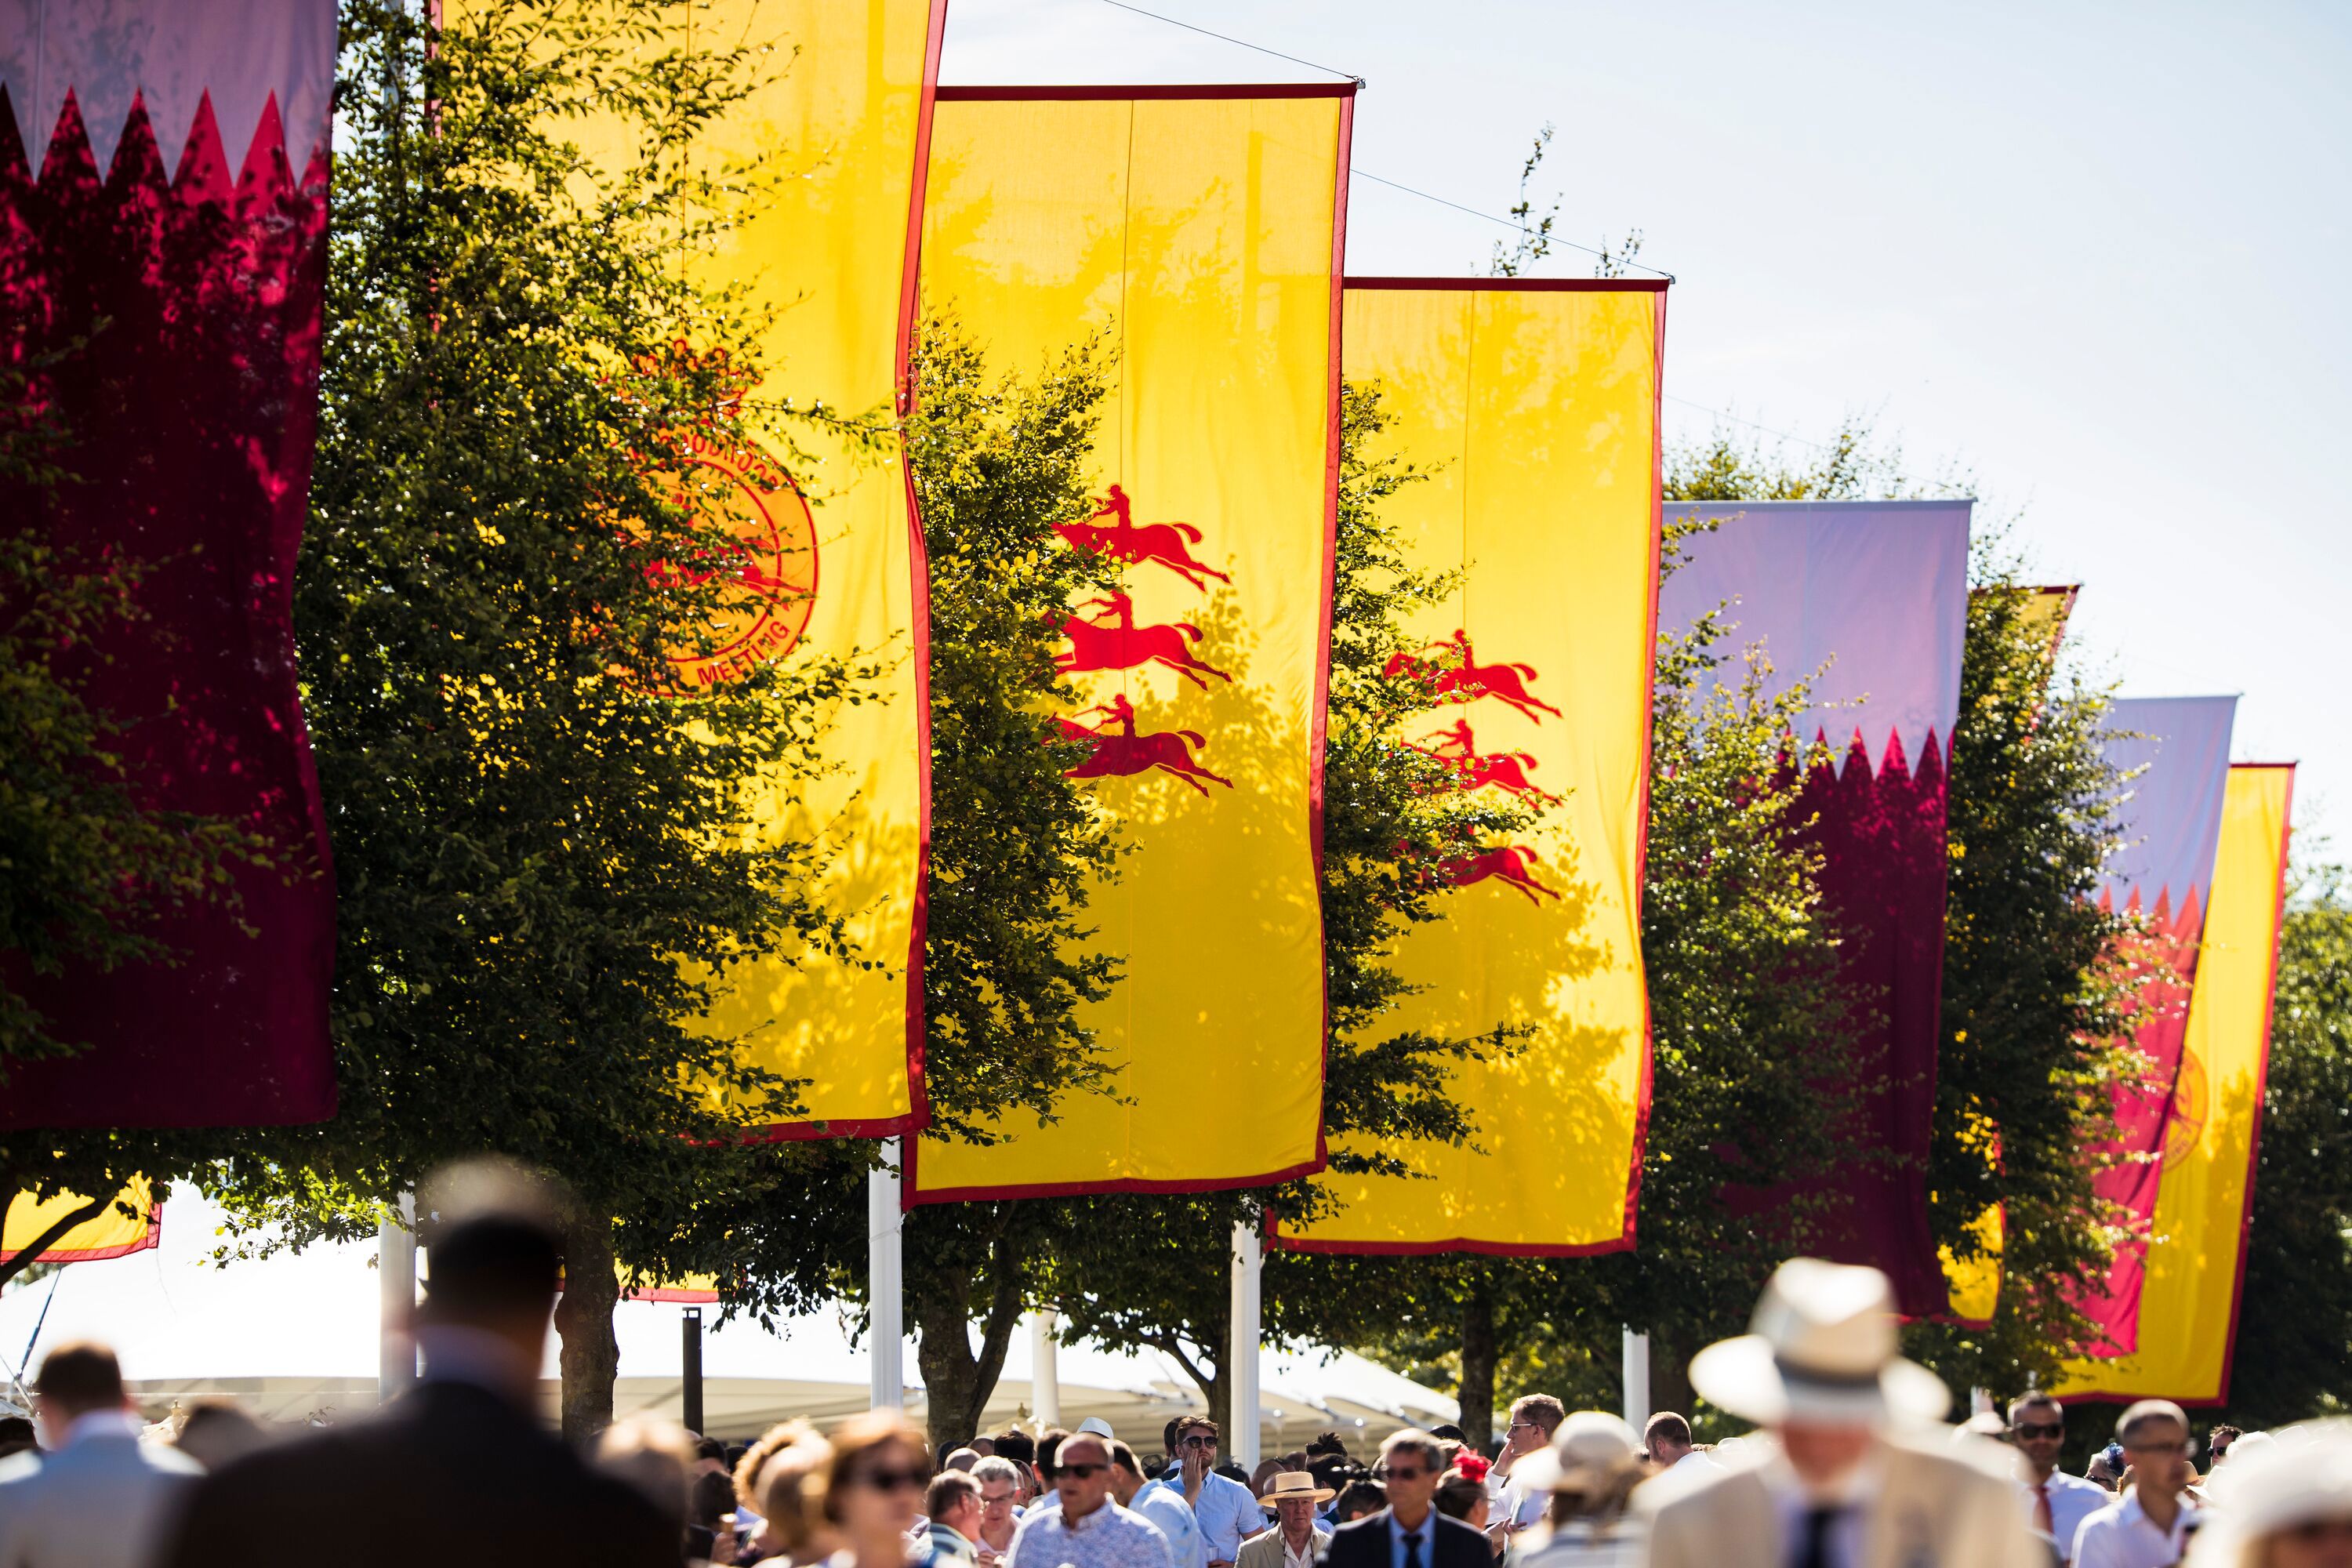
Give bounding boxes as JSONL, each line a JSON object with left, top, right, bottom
{"left": 2011, "top": 1392, "right": 2106, "bottom": 1561}
{"left": 2072, "top": 1401, "right": 2199, "bottom": 1568}
{"left": 973, "top": 1454, "right": 1025, "bottom": 1564}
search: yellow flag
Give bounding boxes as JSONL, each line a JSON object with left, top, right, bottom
{"left": 2, "top": 1179, "right": 158, "bottom": 1264}
{"left": 907, "top": 87, "right": 1354, "bottom": 1199}
{"left": 2053, "top": 762, "right": 2294, "bottom": 1400}
{"left": 665, "top": 0, "right": 946, "bottom": 1135}
{"left": 1276, "top": 280, "right": 1664, "bottom": 1254}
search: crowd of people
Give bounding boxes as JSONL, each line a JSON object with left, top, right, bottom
{"left": 4, "top": 1175, "right": 2350, "bottom": 1568}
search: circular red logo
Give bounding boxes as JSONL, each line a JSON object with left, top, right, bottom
{"left": 662, "top": 436, "right": 818, "bottom": 688}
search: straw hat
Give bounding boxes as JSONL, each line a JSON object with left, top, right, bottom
{"left": 1686, "top": 1258, "right": 1951, "bottom": 1428}
{"left": 1259, "top": 1470, "right": 1338, "bottom": 1506}
{"left": 1511, "top": 1411, "right": 1642, "bottom": 1493}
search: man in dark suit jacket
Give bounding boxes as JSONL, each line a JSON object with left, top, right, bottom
{"left": 165, "top": 1163, "right": 675, "bottom": 1568}
{"left": 1323, "top": 1432, "right": 1490, "bottom": 1568}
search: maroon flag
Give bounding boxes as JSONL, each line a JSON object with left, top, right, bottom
{"left": 1, "top": 0, "right": 337, "bottom": 1127}
{"left": 1659, "top": 500, "right": 1972, "bottom": 1316}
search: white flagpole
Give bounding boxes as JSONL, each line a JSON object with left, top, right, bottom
{"left": 1229, "top": 1221, "right": 1261, "bottom": 1468}
{"left": 869, "top": 1139, "right": 905, "bottom": 1412}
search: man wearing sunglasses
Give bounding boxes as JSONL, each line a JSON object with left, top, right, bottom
{"left": 2012, "top": 1394, "right": 2107, "bottom": 1562}
{"left": 1006, "top": 1433, "right": 1175, "bottom": 1568}
{"left": 1324, "top": 1430, "right": 1489, "bottom": 1568}
{"left": 1170, "top": 1417, "right": 1261, "bottom": 1568}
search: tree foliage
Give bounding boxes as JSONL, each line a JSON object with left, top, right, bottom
{"left": 199, "top": 0, "right": 867, "bottom": 1438}
{"left": 1905, "top": 551, "right": 2138, "bottom": 1394}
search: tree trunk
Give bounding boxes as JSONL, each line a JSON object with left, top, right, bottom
{"left": 909, "top": 1221, "right": 1029, "bottom": 1455}
{"left": 1648, "top": 1329, "right": 1694, "bottom": 1428}
{"left": 555, "top": 1212, "right": 620, "bottom": 1444}
{"left": 1458, "top": 1281, "right": 1497, "bottom": 1447}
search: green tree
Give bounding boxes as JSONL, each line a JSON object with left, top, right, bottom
{"left": 688, "top": 316, "right": 1131, "bottom": 1456}
{"left": 201, "top": 0, "right": 868, "bottom": 1439}
{"left": 1905, "top": 556, "right": 2138, "bottom": 1395}
{"left": 896, "top": 319, "right": 1127, "bottom": 1454}
{"left": 2220, "top": 857, "right": 2352, "bottom": 1427}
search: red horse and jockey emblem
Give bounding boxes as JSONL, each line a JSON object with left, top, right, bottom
{"left": 1385, "top": 630, "right": 1563, "bottom": 724}
{"left": 1053, "top": 694, "right": 1233, "bottom": 797}
{"left": 1058, "top": 591, "right": 1234, "bottom": 690}
{"left": 1406, "top": 718, "right": 1559, "bottom": 804}
{"left": 1056, "top": 485, "right": 1232, "bottom": 593}
{"left": 1439, "top": 844, "right": 1562, "bottom": 905}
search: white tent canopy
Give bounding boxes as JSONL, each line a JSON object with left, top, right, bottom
{"left": 0, "top": 1196, "right": 1453, "bottom": 1451}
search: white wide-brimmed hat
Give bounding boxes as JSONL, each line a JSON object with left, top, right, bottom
{"left": 2190, "top": 1421, "right": 2352, "bottom": 1568}
{"left": 1687, "top": 1258, "right": 1952, "bottom": 1428}
{"left": 1510, "top": 1411, "right": 1642, "bottom": 1493}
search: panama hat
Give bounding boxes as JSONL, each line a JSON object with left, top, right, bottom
{"left": 1510, "top": 1411, "right": 1642, "bottom": 1493}
{"left": 1258, "top": 1470, "right": 1338, "bottom": 1506}
{"left": 1686, "top": 1258, "right": 1952, "bottom": 1428}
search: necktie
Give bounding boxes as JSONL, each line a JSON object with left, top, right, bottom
{"left": 1797, "top": 1506, "right": 1840, "bottom": 1568}
{"left": 1403, "top": 1530, "right": 1424, "bottom": 1568}
{"left": 2035, "top": 1482, "right": 2056, "bottom": 1538}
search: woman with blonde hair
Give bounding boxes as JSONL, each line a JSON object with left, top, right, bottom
{"left": 746, "top": 1423, "right": 837, "bottom": 1566}
{"left": 803, "top": 1412, "right": 936, "bottom": 1568}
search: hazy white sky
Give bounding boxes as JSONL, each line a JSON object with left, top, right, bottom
{"left": 940, "top": 0, "right": 2352, "bottom": 844}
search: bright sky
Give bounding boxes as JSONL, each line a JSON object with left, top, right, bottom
{"left": 940, "top": 0, "right": 2352, "bottom": 844}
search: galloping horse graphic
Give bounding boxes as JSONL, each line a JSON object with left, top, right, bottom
{"left": 1055, "top": 485, "right": 1232, "bottom": 592}
{"left": 1439, "top": 844, "right": 1562, "bottom": 905}
{"left": 1385, "top": 630, "right": 1563, "bottom": 724}
{"left": 1406, "top": 718, "right": 1559, "bottom": 804}
{"left": 1052, "top": 693, "right": 1233, "bottom": 796}
{"left": 1057, "top": 591, "right": 1233, "bottom": 690}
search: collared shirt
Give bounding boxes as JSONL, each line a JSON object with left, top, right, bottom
{"left": 1387, "top": 1507, "right": 1441, "bottom": 1568}
{"left": 2020, "top": 1470, "right": 2112, "bottom": 1562}
{"left": 1761, "top": 1447, "right": 1885, "bottom": 1568}
{"left": 1133, "top": 1479, "right": 1207, "bottom": 1568}
{"left": 60, "top": 1409, "right": 144, "bottom": 1447}
{"left": 2071, "top": 1489, "right": 2200, "bottom": 1568}
{"left": 1007, "top": 1499, "right": 1173, "bottom": 1568}
{"left": 930, "top": 1522, "right": 982, "bottom": 1564}
{"left": 1185, "top": 1472, "right": 1265, "bottom": 1565}
{"left": 1279, "top": 1530, "right": 1319, "bottom": 1568}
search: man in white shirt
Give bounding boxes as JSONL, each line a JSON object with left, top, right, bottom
{"left": 2072, "top": 1402, "right": 2200, "bottom": 1568}
{"left": 1488, "top": 1394, "right": 1566, "bottom": 1547}
{"left": 1643, "top": 1413, "right": 1724, "bottom": 1478}
{"left": 1171, "top": 1417, "right": 1263, "bottom": 1568}
{"left": 0, "top": 1341, "right": 201, "bottom": 1568}
{"left": 2010, "top": 1393, "right": 2108, "bottom": 1561}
